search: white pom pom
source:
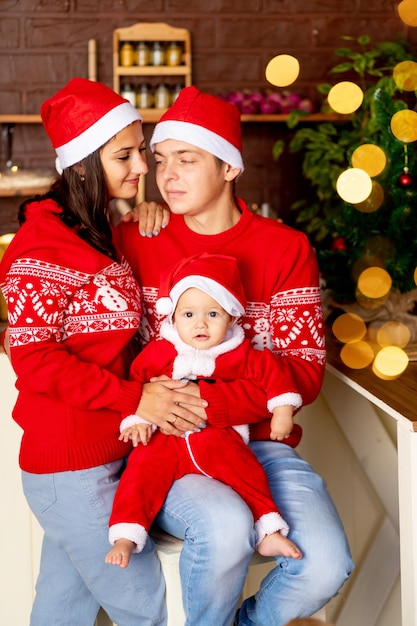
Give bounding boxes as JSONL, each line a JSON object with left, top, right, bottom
{"left": 55, "top": 156, "right": 63, "bottom": 175}
{"left": 156, "top": 297, "right": 173, "bottom": 316}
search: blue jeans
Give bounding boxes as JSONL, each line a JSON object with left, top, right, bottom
{"left": 22, "top": 460, "right": 166, "bottom": 626}
{"left": 156, "top": 441, "right": 354, "bottom": 626}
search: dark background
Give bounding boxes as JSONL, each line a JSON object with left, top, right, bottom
{"left": 0, "top": 0, "right": 415, "bottom": 234}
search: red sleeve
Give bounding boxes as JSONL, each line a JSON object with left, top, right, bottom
{"left": 269, "top": 230, "right": 326, "bottom": 406}
{"left": 199, "top": 377, "right": 269, "bottom": 427}
{"left": 7, "top": 271, "right": 141, "bottom": 416}
{"left": 2, "top": 228, "right": 141, "bottom": 416}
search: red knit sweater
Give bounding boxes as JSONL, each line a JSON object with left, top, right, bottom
{"left": 115, "top": 198, "right": 326, "bottom": 444}
{"left": 0, "top": 199, "right": 143, "bottom": 473}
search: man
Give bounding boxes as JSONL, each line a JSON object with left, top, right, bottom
{"left": 115, "top": 86, "right": 353, "bottom": 626}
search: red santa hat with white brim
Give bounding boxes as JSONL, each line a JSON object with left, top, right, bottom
{"left": 41, "top": 77, "right": 142, "bottom": 171}
{"left": 156, "top": 252, "right": 247, "bottom": 320}
{"left": 150, "top": 86, "right": 244, "bottom": 172}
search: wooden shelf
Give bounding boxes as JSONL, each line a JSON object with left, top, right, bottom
{"left": 0, "top": 185, "right": 51, "bottom": 197}
{"left": 113, "top": 22, "right": 192, "bottom": 105}
{"left": 325, "top": 325, "right": 417, "bottom": 425}
{"left": 240, "top": 112, "right": 347, "bottom": 123}
{"left": 0, "top": 115, "right": 42, "bottom": 124}
{"left": 0, "top": 113, "right": 346, "bottom": 125}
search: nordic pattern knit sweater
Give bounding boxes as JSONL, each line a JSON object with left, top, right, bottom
{"left": 0, "top": 199, "right": 143, "bottom": 473}
{"left": 115, "top": 198, "right": 326, "bottom": 445}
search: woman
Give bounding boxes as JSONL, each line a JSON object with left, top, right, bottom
{"left": 0, "top": 78, "right": 206, "bottom": 626}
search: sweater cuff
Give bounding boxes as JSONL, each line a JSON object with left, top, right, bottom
{"left": 197, "top": 380, "right": 231, "bottom": 428}
{"left": 114, "top": 380, "right": 143, "bottom": 416}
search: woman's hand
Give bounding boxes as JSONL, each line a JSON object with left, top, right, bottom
{"left": 136, "top": 377, "right": 208, "bottom": 437}
{"left": 121, "top": 201, "right": 170, "bottom": 237}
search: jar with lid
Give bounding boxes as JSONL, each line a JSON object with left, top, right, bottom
{"left": 136, "top": 41, "right": 151, "bottom": 66}
{"left": 154, "top": 83, "right": 170, "bottom": 109}
{"left": 171, "top": 83, "right": 184, "bottom": 103}
{"left": 137, "top": 84, "right": 153, "bottom": 109}
{"left": 120, "top": 83, "right": 136, "bottom": 107}
{"left": 151, "top": 41, "right": 166, "bottom": 66}
{"left": 166, "top": 41, "right": 182, "bottom": 66}
{"left": 120, "top": 42, "right": 135, "bottom": 67}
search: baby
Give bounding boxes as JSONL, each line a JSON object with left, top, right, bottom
{"left": 106, "top": 252, "right": 303, "bottom": 567}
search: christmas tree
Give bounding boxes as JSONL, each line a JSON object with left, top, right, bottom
{"left": 285, "top": 36, "right": 417, "bottom": 305}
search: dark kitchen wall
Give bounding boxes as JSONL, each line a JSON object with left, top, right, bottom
{"left": 0, "top": 0, "right": 414, "bottom": 234}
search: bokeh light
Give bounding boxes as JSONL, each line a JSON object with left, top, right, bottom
{"left": 265, "top": 55, "right": 300, "bottom": 87}
{"left": 327, "top": 81, "right": 364, "bottom": 114}
{"left": 357, "top": 267, "right": 392, "bottom": 299}
{"left": 336, "top": 168, "right": 373, "bottom": 204}
{"left": 363, "top": 236, "right": 395, "bottom": 264}
{"left": 340, "top": 341, "right": 375, "bottom": 369}
{"left": 398, "top": 0, "right": 417, "bottom": 27}
{"left": 355, "top": 288, "right": 390, "bottom": 309}
{"left": 414, "top": 266, "right": 417, "bottom": 286}
{"left": 376, "top": 321, "right": 411, "bottom": 348}
{"left": 351, "top": 144, "right": 387, "bottom": 177}
{"left": 393, "top": 60, "right": 417, "bottom": 91}
{"left": 373, "top": 345, "right": 409, "bottom": 379}
{"left": 390, "top": 109, "right": 417, "bottom": 142}
{"left": 353, "top": 181, "right": 384, "bottom": 213}
{"left": 332, "top": 312, "right": 367, "bottom": 344}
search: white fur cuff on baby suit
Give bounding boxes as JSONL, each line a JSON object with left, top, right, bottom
{"left": 255, "top": 511, "right": 290, "bottom": 547}
{"left": 119, "top": 414, "right": 157, "bottom": 433}
{"left": 108, "top": 522, "right": 148, "bottom": 553}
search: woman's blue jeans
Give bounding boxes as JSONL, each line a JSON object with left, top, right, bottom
{"left": 22, "top": 460, "right": 167, "bottom": 626}
{"left": 156, "top": 441, "right": 354, "bottom": 626}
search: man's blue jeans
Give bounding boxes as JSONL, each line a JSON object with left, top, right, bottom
{"left": 156, "top": 441, "right": 354, "bottom": 626}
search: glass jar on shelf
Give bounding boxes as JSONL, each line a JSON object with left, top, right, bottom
{"left": 171, "top": 83, "right": 184, "bottom": 103}
{"left": 137, "top": 83, "right": 153, "bottom": 109}
{"left": 151, "top": 41, "right": 166, "bottom": 66}
{"left": 166, "top": 41, "right": 182, "bottom": 66}
{"left": 120, "top": 42, "right": 135, "bottom": 67}
{"left": 136, "top": 41, "right": 151, "bottom": 66}
{"left": 120, "top": 83, "right": 136, "bottom": 107}
{"left": 154, "top": 83, "right": 171, "bottom": 109}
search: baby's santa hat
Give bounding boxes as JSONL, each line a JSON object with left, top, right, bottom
{"left": 156, "top": 252, "right": 247, "bottom": 319}
{"left": 150, "top": 86, "right": 244, "bottom": 172}
{"left": 41, "top": 77, "right": 142, "bottom": 171}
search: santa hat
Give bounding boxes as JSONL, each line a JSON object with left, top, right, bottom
{"left": 156, "top": 252, "right": 247, "bottom": 319}
{"left": 41, "top": 77, "right": 142, "bottom": 171}
{"left": 150, "top": 86, "right": 244, "bottom": 172}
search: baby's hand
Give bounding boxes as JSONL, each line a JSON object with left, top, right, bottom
{"left": 270, "top": 406, "right": 294, "bottom": 441}
{"left": 120, "top": 423, "right": 153, "bottom": 446}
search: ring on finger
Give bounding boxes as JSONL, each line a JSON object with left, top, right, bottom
{"left": 171, "top": 416, "right": 178, "bottom": 424}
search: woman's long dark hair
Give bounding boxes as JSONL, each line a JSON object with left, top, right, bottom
{"left": 18, "top": 149, "right": 119, "bottom": 261}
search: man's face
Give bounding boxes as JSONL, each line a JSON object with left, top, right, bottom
{"left": 153, "top": 139, "right": 230, "bottom": 218}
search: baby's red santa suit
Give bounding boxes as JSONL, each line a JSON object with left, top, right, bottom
{"left": 122, "top": 252, "right": 302, "bottom": 442}
{"left": 111, "top": 253, "right": 302, "bottom": 552}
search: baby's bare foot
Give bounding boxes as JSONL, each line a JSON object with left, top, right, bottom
{"left": 105, "top": 538, "right": 135, "bottom": 568}
{"left": 257, "top": 532, "right": 302, "bottom": 559}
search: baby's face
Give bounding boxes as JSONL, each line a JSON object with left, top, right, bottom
{"left": 173, "top": 288, "right": 234, "bottom": 350}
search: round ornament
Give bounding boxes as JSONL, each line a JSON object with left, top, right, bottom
{"left": 399, "top": 172, "right": 412, "bottom": 187}
{"left": 331, "top": 236, "right": 347, "bottom": 252}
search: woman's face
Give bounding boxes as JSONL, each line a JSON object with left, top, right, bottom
{"left": 100, "top": 121, "right": 148, "bottom": 199}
